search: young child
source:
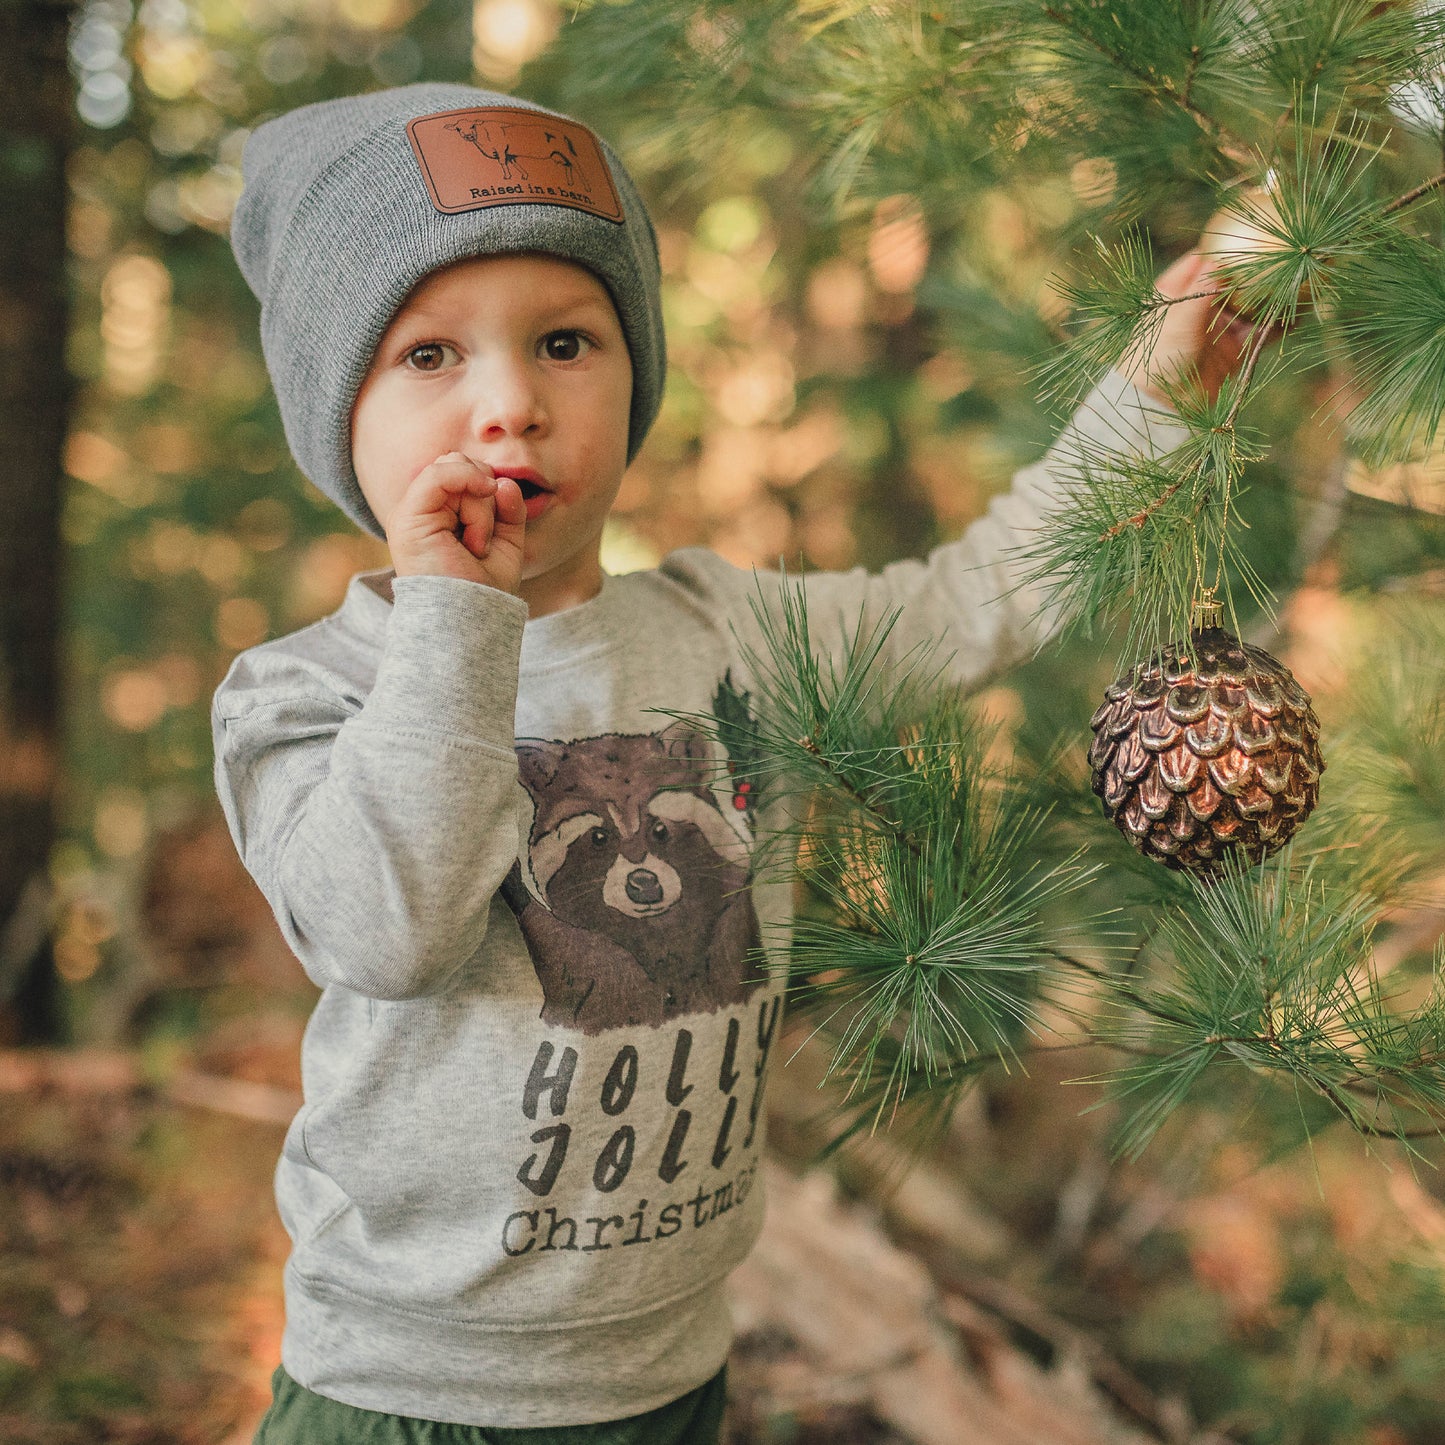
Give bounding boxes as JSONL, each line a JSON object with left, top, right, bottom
{"left": 213, "top": 81, "right": 1238, "bottom": 1443}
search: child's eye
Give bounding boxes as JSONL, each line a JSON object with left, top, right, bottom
{"left": 540, "top": 331, "right": 592, "bottom": 363}
{"left": 403, "top": 342, "right": 458, "bottom": 372}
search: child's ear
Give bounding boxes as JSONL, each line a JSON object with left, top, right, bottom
{"left": 515, "top": 740, "right": 563, "bottom": 796}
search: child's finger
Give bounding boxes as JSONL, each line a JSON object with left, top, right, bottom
{"left": 491, "top": 475, "right": 529, "bottom": 530}
{"left": 454, "top": 475, "right": 494, "bottom": 527}
{"left": 424, "top": 453, "right": 496, "bottom": 497}
{"left": 398, "top": 454, "right": 494, "bottom": 526}
{"left": 453, "top": 475, "right": 526, "bottom": 567}
{"left": 419, "top": 453, "right": 491, "bottom": 494}
{"left": 475, "top": 476, "right": 527, "bottom": 576}
{"left": 487, "top": 479, "right": 528, "bottom": 553}
{"left": 457, "top": 493, "right": 496, "bottom": 559}
{"left": 1154, "top": 249, "right": 1209, "bottom": 299}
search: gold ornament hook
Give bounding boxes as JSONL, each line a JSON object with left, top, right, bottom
{"left": 1191, "top": 594, "right": 1224, "bottom": 631}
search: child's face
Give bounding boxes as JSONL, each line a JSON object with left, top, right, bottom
{"left": 351, "top": 252, "right": 633, "bottom": 609}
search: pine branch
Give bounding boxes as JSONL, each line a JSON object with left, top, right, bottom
{"left": 1036, "top": 0, "right": 1258, "bottom": 168}
{"left": 1331, "top": 229, "right": 1445, "bottom": 463}
{"left": 1099, "top": 477, "right": 1187, "bottom": 541}
{"left": 1245, "top": 0, "right": 1445, "bottom": 116}
{"left": 1078, "top": 852, "right": 1445, "bottom": 1157}
{"left": 678, "top": 574, "right": 1425, "bottom": 1160}
{"left": 1384, "top": 169, "right": 1445, "bottom": 214}
{"left": 1032, "top": 228, "right": 1172, "bottom": 412}
{"left": 655, "top": 572, "right": 1110, "bottom": 1164}
{"left": 1002, "top": 420, "right": 1276, "bottom": 665}
{"left": 557, "top": 0, "right": 1445, "bottom": 1171}
{"left": 1219, "top": 317, "right": 1276, "bottom": 429}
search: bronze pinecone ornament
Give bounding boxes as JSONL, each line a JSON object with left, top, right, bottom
{"left": 1088, "top": 622, "right": 1324, "bottom": 873}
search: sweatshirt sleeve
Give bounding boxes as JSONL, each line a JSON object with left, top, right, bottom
{"left": 671, "top": 367, "right": 1192, "bottom": 693}
{"left": 211, "top": 574, "right": 530, "bottom": 1001}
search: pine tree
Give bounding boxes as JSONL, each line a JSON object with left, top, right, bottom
{"left": 529, "top": 0, "right": 1445, "bottom": 1164}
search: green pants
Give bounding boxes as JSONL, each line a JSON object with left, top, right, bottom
{"left": 253, "top": 1363, "right": 728, "bottom": 1445}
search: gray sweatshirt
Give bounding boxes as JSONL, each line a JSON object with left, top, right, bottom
{"left": 210, "top": 369, "right": 1185, "bottom": 1427}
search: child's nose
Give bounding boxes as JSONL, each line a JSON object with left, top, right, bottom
{"left": 470, "top": 361, "right": 547, "bottom": 441}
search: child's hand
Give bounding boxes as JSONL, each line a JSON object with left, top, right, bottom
{"left": 387, "top": 453, "right": 528, "bottom": 594}
{"left": 1120, "top": 249, "right": 1287, "bottom": 408}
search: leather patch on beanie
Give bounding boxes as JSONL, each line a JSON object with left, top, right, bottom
{"left": 406, "top": 106, "right": 624, "bottom": 223}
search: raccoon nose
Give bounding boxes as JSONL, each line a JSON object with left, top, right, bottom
{"left": 625, "top": 869, "right": 664, "bottom": 906}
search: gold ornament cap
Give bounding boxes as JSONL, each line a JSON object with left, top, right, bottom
{"left": 1191, "top": 596, "right": 1225, "bottom": 632}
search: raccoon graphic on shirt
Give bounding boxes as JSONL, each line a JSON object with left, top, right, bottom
{"left": 501, "top": 707, "right": 769, "bottom": 1035}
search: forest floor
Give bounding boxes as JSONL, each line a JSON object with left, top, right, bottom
{"left": 2, "top": 811, "right": 1444, "bottom": 1444}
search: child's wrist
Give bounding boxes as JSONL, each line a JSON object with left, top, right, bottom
{"left": 394, "top": 556, "right": 519, "bottom": 594}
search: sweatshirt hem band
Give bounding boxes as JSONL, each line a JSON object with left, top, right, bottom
{"left": 280, "top": 1268, "right": 736, "bottom": 1428}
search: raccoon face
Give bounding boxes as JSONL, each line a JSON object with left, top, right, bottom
{"left": 510, "top": 726, "right": 768, "bottom": 1026}
{"left": 601, "top": 814, "right": 683, "bottom": 919}
{"left": 530, "top": 809, "right": 682, "bottom": 920}
{"left": 529, "top": 787, "right": 750, "bottom": 924}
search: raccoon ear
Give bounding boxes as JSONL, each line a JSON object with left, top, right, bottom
{"left": 658, "top": 719, "right": 711, "bottom": 764}
{"left": 515, "top": 741, "right": 563, "bottom": 795}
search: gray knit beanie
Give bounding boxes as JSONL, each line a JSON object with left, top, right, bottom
{"left": 230, "top": 83, "right": 665, "bottom": 539}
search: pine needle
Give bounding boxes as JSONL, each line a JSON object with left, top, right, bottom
{"left": 1332, "top": 230, "right": 1445, "bottom": 464}
{"left": 1082, "top": 850, "right": 1445, "bottom": 1158}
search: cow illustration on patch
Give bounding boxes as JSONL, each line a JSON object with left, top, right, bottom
{"left": 406, "top": 105, "right": 625, "bottom": 222}
{"left": 501, "top": 713, "right": 768, "bottom": 1035}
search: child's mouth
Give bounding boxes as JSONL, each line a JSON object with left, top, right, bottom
{"left": 521, "top": 485, "right": 553, "bottom": 521}
{"left": 495, "top": 470, "right": 553, "bottom": 521}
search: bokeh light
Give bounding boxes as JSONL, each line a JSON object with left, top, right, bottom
{"left": 100, "top": 253, "right": 171, "bottom": 395}
{"left": 472, "top": 0, "right": 557, "bottom": 82}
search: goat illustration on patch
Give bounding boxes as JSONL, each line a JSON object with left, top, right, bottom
{"left": 501, "top": 704, "right": 769, "bottom": 1035}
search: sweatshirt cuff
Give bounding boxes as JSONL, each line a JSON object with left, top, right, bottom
{"left": 365, "top": 574, "right": 528, "bottom": 747}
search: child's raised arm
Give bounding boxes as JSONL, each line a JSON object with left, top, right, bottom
{"left": 211, "top": 576, "right": 528, "bottom": 1000}
{"left": 666, "top": 246, "right": 1256, "bottom": 692}
{"left": 687, "top": 368, "right": 1190, "bottom": 696}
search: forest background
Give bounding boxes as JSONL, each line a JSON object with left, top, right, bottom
{"left": 4, "top": 0, "right": 1445, "bottom": 1441}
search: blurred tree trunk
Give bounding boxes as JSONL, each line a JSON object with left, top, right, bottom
{"left": 0, "top": 0, "right": 75, "bottom": 1043}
